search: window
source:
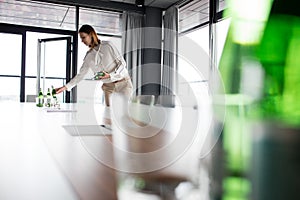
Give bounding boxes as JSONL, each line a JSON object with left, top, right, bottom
{"left": 177, "top": 17, "right": 230, "bottom": 106}
{"left": 0, "top": 0, "right": 76, "bottom": 30}
{"left": 178, "top": 25, "right": 209, "bottom": 107}
{"left": 216, "top": 18, "right": 231, "bottom": 67}
{"left": 0, "top": 33, "right": 22, "bottom": 101}
{"left": 218, "top": 0, "right": 227, "bottom": 12}
{"left": 178, "top": 26, "right": 209, "bottom": 82}
{"left": 79, "top": 7, "right": 121, "bottom": 36}
{"left": 179, "top": 0, "right": 209, "bottom": 33}
{"left": 26, "top": 32, "right": 71, "bottom": 103}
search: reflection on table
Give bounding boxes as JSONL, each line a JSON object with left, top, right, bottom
{"left": 0, "top": 102, "right": 117, "bottom": 200}
{"left": 0, "top": 100, "right": 211, "bottom": 200}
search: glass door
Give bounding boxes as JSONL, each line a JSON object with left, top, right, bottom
{"left": 37, "top": 36, "right": 72, "bottom": 103}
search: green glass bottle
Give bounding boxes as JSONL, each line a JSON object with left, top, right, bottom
{"left": 45, "top": 87, "right": 52, "bottom": 107}
{"left": 213, "top": 35, "right": 253, "bottom": 200}
{"left": 51, "top": 85, "right": 58, "bottom": 107}
{"left": 210, "top": 1, "right": 273, "bottom": 200}
{"left": 51, "top": 85, "right": 56, "bottom": 97}
{"left": 252, "top": 0, "right": 300, "bottom": 126}
{"left": 51, "top": 85, "right": 57, "bottom": 99}
{"left": 94, "top": 71, "right": 105, "bottom": 80}
{"left": 36, "top": 88, "right": 44, "bottom": 107}
{"left": 250, "top": 0, "right": 300, "bottom": 200}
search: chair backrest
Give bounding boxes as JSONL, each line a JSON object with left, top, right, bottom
{"left": 130, "top": 95, "right": 155, "bottom": 106}
{"left": 156, "top": 95, "right": 176, "bottom": 107}
{"left": 26, "top": 94, "right": 36, "bottom": 102}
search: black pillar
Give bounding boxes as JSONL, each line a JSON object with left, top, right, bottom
{"left": 141, "top": 6, "right": 162, "bottom": 95}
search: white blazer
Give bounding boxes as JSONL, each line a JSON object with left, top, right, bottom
{"left": 65, "top": 41, "right": 129, "bottom": 91}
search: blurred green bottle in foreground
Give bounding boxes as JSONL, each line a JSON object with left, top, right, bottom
{"left": 211, "top": 0, "right": 273, "bottom": 199}
{"left": 250, "top": 0, "right": 300, "bottom": 200}
{"left": 253, "top": 0, "right": 300, "bottom": 126}
{"left": 212, "top": 0, "right": 300, "bottom": 200}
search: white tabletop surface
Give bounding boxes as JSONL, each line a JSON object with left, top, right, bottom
{"left": 0, "top": 102, "right": 80, "bottom": 200}
{"left": 0, "top": 101, "right": 212, "bottom": 200}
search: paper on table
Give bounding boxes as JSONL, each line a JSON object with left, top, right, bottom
{"left": 46, "top": 109, "right": 77, "bottom": 113}
{"left": 62, "top": 125, "right": 112, "bottom": 136}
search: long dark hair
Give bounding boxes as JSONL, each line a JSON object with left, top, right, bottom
{"left": 79, "top": 24, "right": 100, "bottom": 48}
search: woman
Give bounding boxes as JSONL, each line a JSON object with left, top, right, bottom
{"left": 56, "top": 24, "right": 133, "bottom": 106}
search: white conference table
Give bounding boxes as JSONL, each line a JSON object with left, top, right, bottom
{"left": 0, "top": 100, "right": 211, "bottom": 200}
{"left": 0, "top": 102, "right": 117, "bottom": 200}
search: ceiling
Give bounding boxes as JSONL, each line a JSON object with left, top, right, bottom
{"left": 96, "top": 0, "right": 212, "bottom": 32}
{"left": 34, "top": 0, "right": 186, "bottom": 10}
{"left": 0, "top": 0, "right": 226, "bottom": 34}
{"left": 109, "top": 0, "right": 182, "bottom": 9}
{"left": 97, "top": 0, "right": 212, "bottom": 33}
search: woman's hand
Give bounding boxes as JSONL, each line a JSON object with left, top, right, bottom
{"left": 100, "top": 71, "right": 110, "bottom": 79}
{"left": 55, "top": 86, "right": 67, "bottom": 94}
